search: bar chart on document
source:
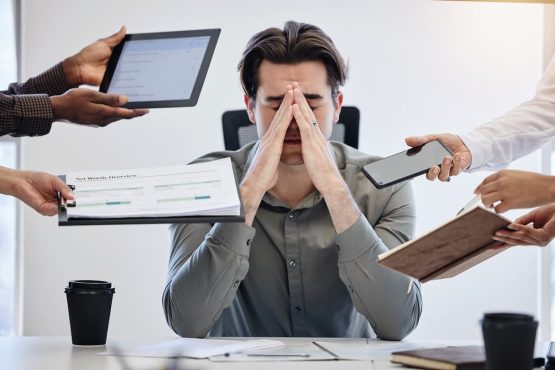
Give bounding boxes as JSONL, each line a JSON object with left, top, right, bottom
{"left": 64, "top": 158, "right": 240, "bottom": 219}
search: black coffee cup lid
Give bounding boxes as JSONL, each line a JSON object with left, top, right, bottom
{"left": 483, "top": 312, "right": 535, "bottom": 321}
{"left": 66, "top": 280, "right": 113, "bottom": 290}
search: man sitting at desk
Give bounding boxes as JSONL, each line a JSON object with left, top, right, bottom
{"left": 162, "top": 21, "right": 421, "bottom": 340}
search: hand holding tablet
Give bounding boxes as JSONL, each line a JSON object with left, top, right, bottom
{"left": 99, "top": 29, "right": 220, "bottom": 108}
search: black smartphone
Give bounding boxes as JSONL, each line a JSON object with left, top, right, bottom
{"left": 362, "top": 140, "right": 453, "bottom": 189}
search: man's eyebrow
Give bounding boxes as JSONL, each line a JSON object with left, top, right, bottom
{"left": 264, "top": 93, "right": 324, "bottom": 103}
{"left": 265, "top": 95, "right": 285, "bottom": 102}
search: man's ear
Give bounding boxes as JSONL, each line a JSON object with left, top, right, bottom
{"left": 333, "top": 92, "right": 344, "bottom": 124}
{"left": 244, "top": 95, "right": 256, "bottom": 124}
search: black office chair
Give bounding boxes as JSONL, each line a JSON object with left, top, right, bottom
{"left": 222, "top": 106, "right": 360, "bottom": 150}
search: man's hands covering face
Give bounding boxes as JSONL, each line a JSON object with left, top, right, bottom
{"left": 240, "top": 86, "right": 293, "bottom": 225}
{"left": 240, "top": 82, "right": 359, "bottom": 233}
{"left": 290, "top": 84, "right": 343, "bottom": 195}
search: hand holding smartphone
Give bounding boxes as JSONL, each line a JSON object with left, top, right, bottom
{"left": 362, "top": 140, "right": 453, "bottom": 189}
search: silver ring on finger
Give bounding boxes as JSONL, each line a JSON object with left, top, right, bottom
{"left": 312, "top": 120, "right": 318, "bottom": 127}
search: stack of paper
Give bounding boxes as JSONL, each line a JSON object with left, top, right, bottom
{"left": 64, "top": 158, "right": 240, "bottom": 219}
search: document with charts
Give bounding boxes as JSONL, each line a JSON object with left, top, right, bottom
{"left": 60, "top": 158, "right": 242, "bottom": 224}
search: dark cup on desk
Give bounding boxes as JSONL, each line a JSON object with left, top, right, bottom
{"left": 481, "top": 312, "right": 537, "bottom": 370}
{"left": 65, "top": 280, "right": 115, "bottom": 346}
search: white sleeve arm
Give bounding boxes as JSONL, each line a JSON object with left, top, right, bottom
{"left": 460, "top": 55, "right": 555, "bottom": 172}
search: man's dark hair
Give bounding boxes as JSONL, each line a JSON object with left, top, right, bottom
{"left": 238, "top": 21, "right": 348, "bottom": 100}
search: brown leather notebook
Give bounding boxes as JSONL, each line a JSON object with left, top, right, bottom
{"left": 378, "top": 205, "right": 511, "bottom": 283}
{"left": 391, "top": 346, "right": 485, "bottom": 370}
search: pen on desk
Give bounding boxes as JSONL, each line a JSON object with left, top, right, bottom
{"left": 311, "top": 341, "right": 338, "bottom": 358}
{"left": 246, "top": 353, "right": 311, "bottom": 358}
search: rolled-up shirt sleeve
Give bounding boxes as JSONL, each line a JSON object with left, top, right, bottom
{"left": 336, "top": 181, "right": 422, "bottom": 340}
{"left": 163, "top": 222, "right": 256, "bottom": 338}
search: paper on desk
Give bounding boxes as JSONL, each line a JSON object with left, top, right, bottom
{"left": 209, "top": 341, "right": 335, "bottom": 362}
{"left": 209, "top": 339, "right": 428, "bottom": 362}
{"left": 65, "top": 158, "right": 240, "bottom": 219}
{"left": 315, "top": 339, "right": 427, "bottom": 360}
{"left": 102, "top": 338, "right": 283, "bottom": 359}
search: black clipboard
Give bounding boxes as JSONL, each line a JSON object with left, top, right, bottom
{"left": 57, "top": 175, "right": 245, "bottom": 226}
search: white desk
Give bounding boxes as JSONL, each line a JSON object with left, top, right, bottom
{"left": 0, "top": 336, "right": 409, "bottom": 370}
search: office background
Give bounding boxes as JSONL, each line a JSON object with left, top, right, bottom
{"left": 6, "top": 0, "right": 549, "bottom": 340}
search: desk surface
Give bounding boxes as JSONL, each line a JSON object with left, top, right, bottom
{"left": 0, "top": 336, "right": 416, "bottom": 370}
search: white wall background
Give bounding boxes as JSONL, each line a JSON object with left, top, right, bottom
{"left": 19, "top": 0, "right": 546, "bottom": 340}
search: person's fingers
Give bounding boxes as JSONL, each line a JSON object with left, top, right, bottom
{"left": 514, "top": 212, "right": 537, "bottom": 226}
{"left": 492, "top": 234, "right": 532, "bottom": 246}
{"left": 426, "top": 166, "right": 440, "bottom": 181}
{"left": 474, "top": 180, "right": 499, "bottom": 198}
{"left": 293, "top": 88, "right": 316, "bottom": 124}
{"left": 275, "top": 88, "right": 293, "bottom": 133}
{"left": 493, "top": 201, "right": 511, "bottom": 214}
{"left": 294, "top": 88, "right": 326, "bottom": 142}
{"left": 474, "top": 172, "right": 499, "bottom": 194}
{"left": 276, "top": 106, "right": 293, "bottom": 140}
{"left": 480, "top": 191, "right": 502, "bottom": 209}
{"left": 271, "top": 91, "right": 294, "bottom": 144}
{"left": 99, "top": 106, "right": 148, "bottom": 121}
{"left": 102, "top": 25, "right": 126, "bottom": 48}
{"left": 51, "top": 176, "right": 74, "bottom": 200}
{"left": 497, "top": 224, "right": 546, "bottom": 245}
{"left": 437, "top": 156, "right": 452, "bottom": 181}
{"left": 92, "top": 92, "right": 128, "bottom": 106}
{"left": 508, "top": 223, "right": 531, "bottom": 231}
{"left": 450, "top": 154, "right": 463, "bottom": 176}
{"left": 404, "top": 134, "right": 437, "bottom": 147}
{"left": 494, "top": 229, "right": 541, "bottom": 246}
{"left": 39, "top": 203, "right": 59, "bottom": 217}
{"left": 266, "top": 87, "right": 292, "bottom": 138}
{"left": 292, "top": 104, "right": 313, "bottom": 139}
{"left": 131, "top": 109, "right": 149, "bottom": 116}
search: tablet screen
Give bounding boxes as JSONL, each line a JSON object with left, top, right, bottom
{"left": 100, "top": 29, "right": 220, "bottom": 108}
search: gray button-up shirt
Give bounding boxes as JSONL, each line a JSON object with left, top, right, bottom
{"left": 163, "top": 142, "right": 422, "bottom": 340}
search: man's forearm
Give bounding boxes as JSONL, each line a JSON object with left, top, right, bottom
{"left": 163, "top": 223, "right": 254, "bottom": 337}
{"left": 0, "top": 166, "right": 13, "bottom": 195}
{"left": 239, "top": 181, "right": 265, "bottom": 226}
{"left": 320, "top": 178, "right": 361, "bottom": 234}
{"left": 336, "top": 217, "right": 422, "bottom": 340}
{"left": 0, "top": 166, "right": 20, "bottom": 196}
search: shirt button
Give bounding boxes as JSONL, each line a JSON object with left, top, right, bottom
{"left": 289, "top": 260, "right": 297, "bottom": 268}
{"left": 293, "top": 306, "right": 302, "bottom": 312}
{"left": 234, "top": 280, "right": 240, "bottom": 287}
{"left": 246, "top": 239, "right": 252, "bottom": 246}
{"left": 288, "top": 212, "right": 296, "bottom": 220}
{"left": 348, "top": 285, "right": 354, "bottom": 293}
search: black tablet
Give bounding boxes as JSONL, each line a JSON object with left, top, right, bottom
{"left": 99, "top": 29, "right": 220, "bottom": 108}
